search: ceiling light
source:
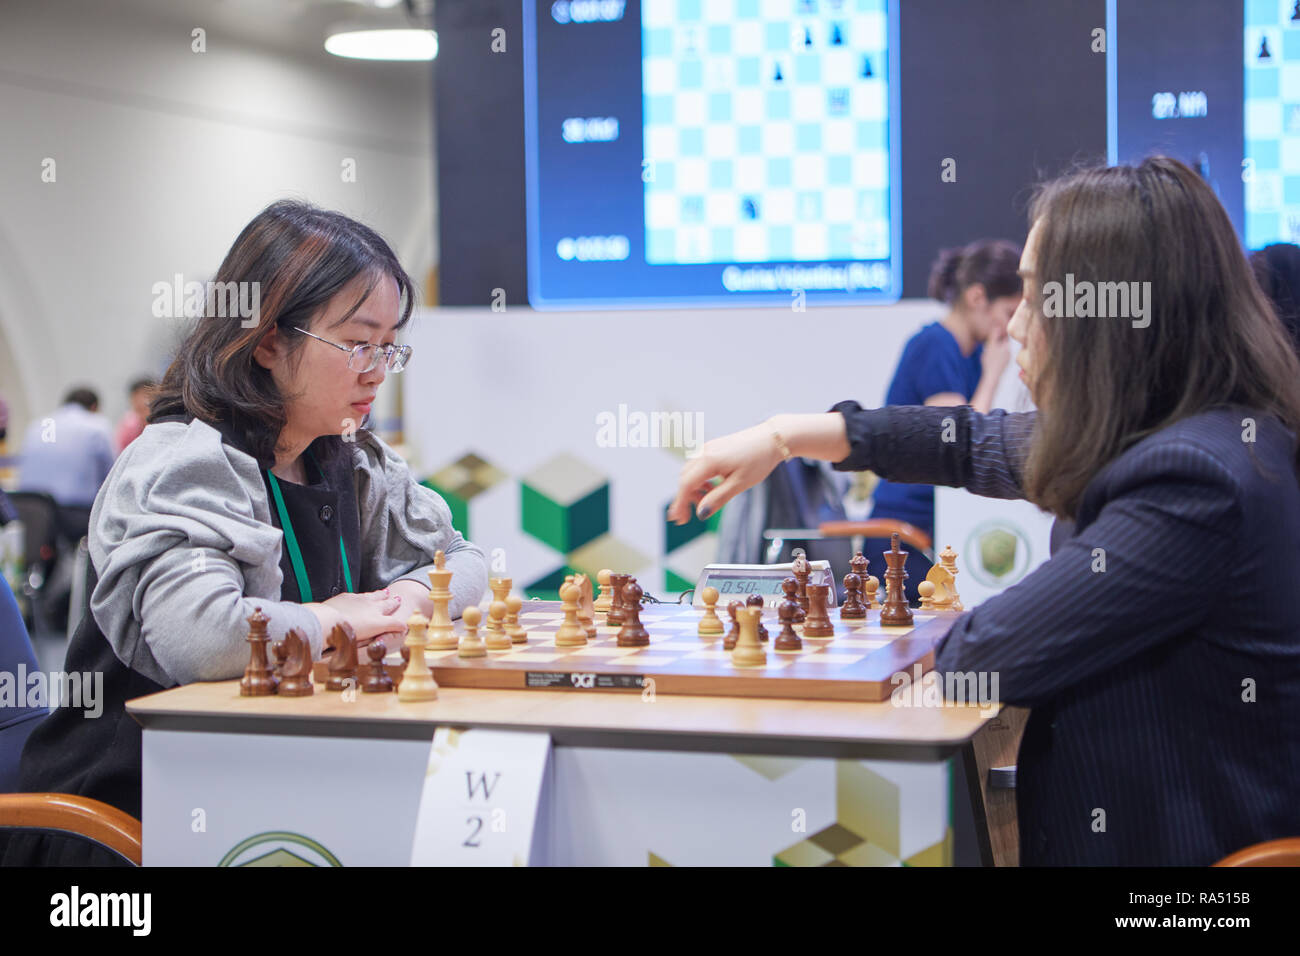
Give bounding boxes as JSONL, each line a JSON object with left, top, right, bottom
{"left": 325, "top": 28, "right": 438, "bottom": 61}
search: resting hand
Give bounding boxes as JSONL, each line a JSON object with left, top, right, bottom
{"left": 309, "top": 589, "right": 406, "bottom": 645}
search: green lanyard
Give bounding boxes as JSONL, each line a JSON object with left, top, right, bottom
{"left": 266, "top": 451, "right": 353, "bottom": 603}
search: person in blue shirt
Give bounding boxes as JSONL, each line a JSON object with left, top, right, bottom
{"left": 868, "top": 240, "right": 1023, "bottom": 593}
{"left": 17, "top": 388, "right": 115, "bottom": 511}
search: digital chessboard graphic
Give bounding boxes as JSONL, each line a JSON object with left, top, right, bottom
{"left": 1245, "top": 0, "right": 1300, "bottom": 246}
{"left": 641, "top": 0, "right": 891, "bottom": 264}
{"left": 373, "top": 600, "right": 952, "bottom": 702}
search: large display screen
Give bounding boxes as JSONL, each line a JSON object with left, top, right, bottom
{"left": 1243, "top": 0, "right": 1300, "bottom": 247}
{"left": 1108, "top": 0, "right": 1244, "bottom": 237}
{"left": 522, "top": 0, "right": 901, "bottom": 309}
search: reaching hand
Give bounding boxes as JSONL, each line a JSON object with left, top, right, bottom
{"left": 668, "top": 422, "right": 785, "bottom": 525}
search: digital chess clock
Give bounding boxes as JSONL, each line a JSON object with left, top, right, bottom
{"left": 693, "top": 559, "right": 837, "bottom": 609}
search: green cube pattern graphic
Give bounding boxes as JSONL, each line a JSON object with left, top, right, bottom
{"left": 521, "top": 453, "right": 610, "bottom": 554}
{"left": 421, "top": 452, "right": 506, "bottom": 539}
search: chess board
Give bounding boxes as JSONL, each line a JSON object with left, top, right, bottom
{"left": 641, "top": 0, "right": 891, "bottom": 265}
{"left": 375, "top": 600, "right": 954, "bottom": 703}
{"left": 1245, "top": 3, "right": 1300, "bottom": 246}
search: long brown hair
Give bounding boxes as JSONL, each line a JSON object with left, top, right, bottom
{"left": 1023, "top": 156, "right": 1300, "bottom": 517}
{"left": 151, "top": 200, "right": 415, "bottom": 466}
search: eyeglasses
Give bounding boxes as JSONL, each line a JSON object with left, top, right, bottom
{"left": 293, "top": 327, "right": 412, "bottom": 373}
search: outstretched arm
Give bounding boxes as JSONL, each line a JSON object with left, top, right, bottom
{"left": 669, "top": 403, "right": 1036, "bottom": 525}
{"left": 831, "top": 401, "right": 1035, "bottom": 500}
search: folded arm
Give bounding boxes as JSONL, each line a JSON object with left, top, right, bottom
{"left": 132, "top": 545, "right": 324, "bottom": 684}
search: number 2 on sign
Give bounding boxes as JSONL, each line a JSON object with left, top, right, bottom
{"left": 465, "top": 815, "right": 484, "bottom": 847}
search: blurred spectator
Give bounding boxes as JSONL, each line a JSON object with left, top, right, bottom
{"left": 1250, "top": 243, "right": 1300, "bottom": 357}
{"left": 18, "top": 387, "right": 114, "bottom": 511}
{"left": 114, "top": 376, "right": 157, "bottom": 454}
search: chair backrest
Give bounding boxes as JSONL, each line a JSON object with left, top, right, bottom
{"left": 5, "top": 492, "right": 59, "bottom": 571}
{"left": 764, "top": 460, "right": 854, "bottom": 572}
{"left": 0, "top": 793, "right": 141, "bottom": 865}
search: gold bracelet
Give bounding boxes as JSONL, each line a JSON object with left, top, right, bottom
{"left": 769, "top": 421, "right": 793, "bottom": 462}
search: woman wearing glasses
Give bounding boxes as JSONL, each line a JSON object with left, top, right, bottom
{"left": 6, "top": 201, "right": 486, "bottom": 863}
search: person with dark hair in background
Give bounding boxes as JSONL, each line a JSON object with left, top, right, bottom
{"left": 1250, "top": 242, "right": 1300, "bottom": 356}
{"left": 4, "top": 200, "right": 487, "bottom": 865}
{"left": 113, "top": 377, "right": 157, "bottom": 454}
{"left": 865, "top": 240, "right": 1024, "bottom": 594}
{"left": 672, "top": 157, "right": 1300, "bottom": 865}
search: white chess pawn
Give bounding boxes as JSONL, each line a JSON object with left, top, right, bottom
{"left": 458, "top": 606, "right": 487, "bottom": 659}
{"left": 698, "top": 586, "right": 725, "bottom": 637}
{"left": 398, "top": 612, "right": 438, "bottom": 702}
{"left": 485, "top": 600, "right": 513, "bottom": 651}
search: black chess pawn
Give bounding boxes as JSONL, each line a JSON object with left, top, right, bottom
{"left": 362, "top": 640, "right": 394, "bottom": 693}
{"left": 1293, "top": 1, "right": 1299, "bottom": 22}
{"left": 804, "top": 26, "right": 813, "bottom": 48}
{"left": 1261, "top": 37, "right": 1273, "bottom": 60}
{"left": 606, "top": 573, "right": 630, "bottom": 627}
{"left": 781, "top": 577, "right": 806, "bottom": 623}
{"left": 773, "top": 61, "right": 785, "bottom": 83}
{"left": 775, "top": 601, "right": 802, "bottom": 652}
{"left": 746, "top": 593, "right": 769, "bottom": 642}
{"left": 617, "top": 581, "right": 650, "bottom": 647}
{"left": 724, "top": 600, "right": 742, "bottom": 651}
{"left": 831, "top": 23, "right": 844, "bottom": 46}
{"left": 861, "top": 55, "right": 873, "bottom": 78}
{"left": 840, "top": 572, "right": 867, "bottom": 620}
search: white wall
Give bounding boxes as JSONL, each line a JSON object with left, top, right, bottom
{"left": 0, "top": 0, "right": 434, "bottom": 439}
{"left": 399, "top": 301, "right": 1029, "bottom": 595}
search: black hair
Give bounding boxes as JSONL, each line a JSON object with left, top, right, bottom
{"left": 927, "top": 239, "right": 1023, "bottom": 306}
{"left": 1250, "top": 243, "right": 1300, "bottom": 357}
{"left": 151, "top": 200, "right": 416, "bottom": 467}
{"left": 63, "top": 387, "right": 99, "bottom": 411}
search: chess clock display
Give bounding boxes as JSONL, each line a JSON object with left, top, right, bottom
{"left": 522, "top": 0, "right": 901, "bottom": 308}
{"left": 694, "top": 560, "right": 837, "bottom": 609}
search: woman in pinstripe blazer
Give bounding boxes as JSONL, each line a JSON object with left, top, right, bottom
{"left": 671, "top": 157, "right": 1300, "bottom": 866}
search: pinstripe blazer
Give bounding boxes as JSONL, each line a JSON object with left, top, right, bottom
{"left": 833, "top": 401, "right": 1300, "bottom": 866}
